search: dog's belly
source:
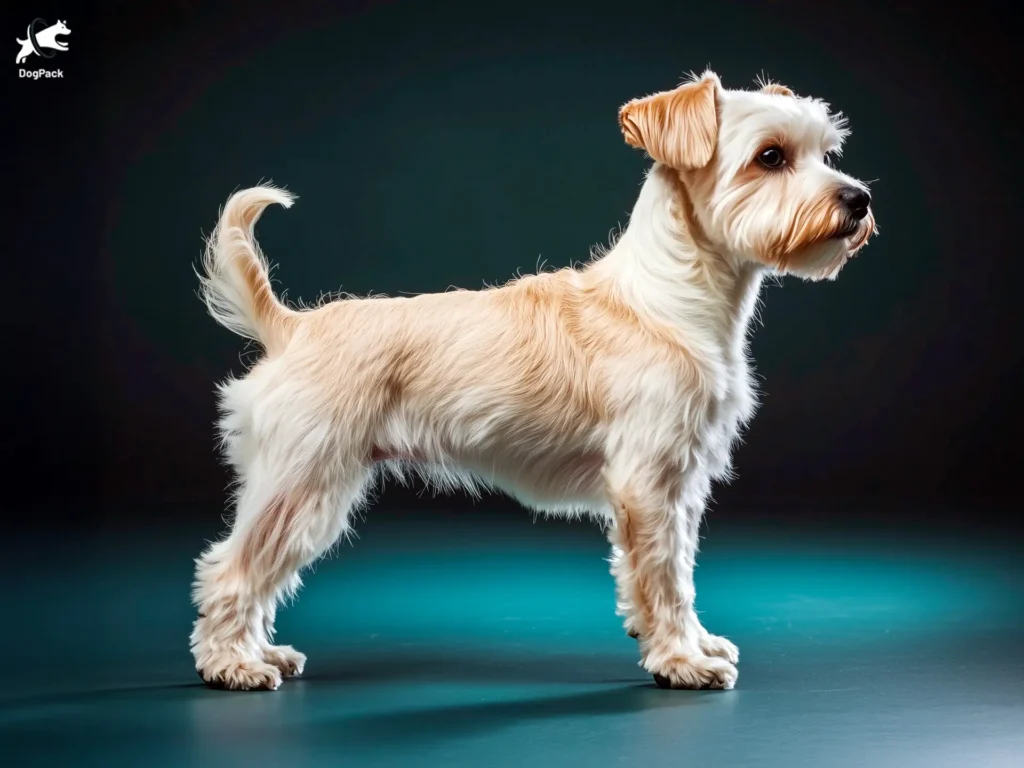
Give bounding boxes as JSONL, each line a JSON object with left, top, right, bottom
{"left": 467, "top": 447, "right": 608, "bottom": 511}
{"left": 372, "top": 443, "right": 609, "bottom": 516}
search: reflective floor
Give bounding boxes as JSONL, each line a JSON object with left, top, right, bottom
{"left": 2, "top": 506, "right": 1021, "bottom": 766}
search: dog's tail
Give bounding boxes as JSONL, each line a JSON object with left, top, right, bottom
{"left": 199, "top": 185, "right": 297, "bottom": 355}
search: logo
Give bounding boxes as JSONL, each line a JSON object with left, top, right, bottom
{"left": 16, "top": 18, "right": 70, "bottom": 78}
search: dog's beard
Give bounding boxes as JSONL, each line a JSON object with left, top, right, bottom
{"left": 776, "top": 239, "right": 849, "bottom": 281}
{"left": 750, "top": 200, "right": 874, "bottom": 281}
{"left": 779, "top": 216, "right": 873, "bottom": 281}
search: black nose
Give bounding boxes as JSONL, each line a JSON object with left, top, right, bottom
{"left": 838, "top": 186, "right": 871, "bottom": 219}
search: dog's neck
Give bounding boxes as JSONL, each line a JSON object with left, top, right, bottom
{"left": 590, "top": 164, "right": 765, "bottom": 365}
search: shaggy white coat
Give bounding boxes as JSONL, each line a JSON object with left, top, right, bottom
{"left": 190, "top": 71, "right": 875, "bottom": 691}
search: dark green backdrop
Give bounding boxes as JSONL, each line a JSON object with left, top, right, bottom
{"left": 9, "top": 0, "right": 1021, "bottom": 515}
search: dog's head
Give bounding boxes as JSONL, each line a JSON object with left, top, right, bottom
{"left": 49, "top": 19, "right": 71, "bottom": 38}
{"left": 619, "top": 71, "right": 875, "bottom": 280}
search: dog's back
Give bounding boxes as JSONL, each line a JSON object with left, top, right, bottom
{"left": 200, "top": 191, "right": 641, "bottom": 510}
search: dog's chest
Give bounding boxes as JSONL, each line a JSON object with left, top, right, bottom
{"left": 694, "top": 350, "right": 759, "bottom": 483}
{"left": 699, "top": 273, "right": 764, "bottom": 481}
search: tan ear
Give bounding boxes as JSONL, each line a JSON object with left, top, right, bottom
{"left": 761, "top": 82, "right": 793, "bottom": 97}
{"left": 618, "top": 73, "right": 719, "bottom": 170}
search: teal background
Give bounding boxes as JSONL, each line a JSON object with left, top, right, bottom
{"left": 2, "top": 510, "right": 1022, "bottom": 765}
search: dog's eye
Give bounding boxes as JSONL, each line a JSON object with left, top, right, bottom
{"left": 757, "top": 147, "right": 786, "bottom": 169}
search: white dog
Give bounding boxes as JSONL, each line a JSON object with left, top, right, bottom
{"left": 15, "top": 19, "right": 69, "bottom": 64}
{"left": 191, "top": 71, "right": 875, "bottom": 691}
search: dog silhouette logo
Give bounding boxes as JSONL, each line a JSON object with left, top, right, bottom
{"left": 16, "top": 18, "right": 70, "bottom": 65}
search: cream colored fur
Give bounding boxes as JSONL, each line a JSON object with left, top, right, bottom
{"left": 190, "top": 71, "right": 875, "bottom": 691}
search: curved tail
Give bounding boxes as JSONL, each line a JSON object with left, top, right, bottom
{"left": 199, "top": 185, "right": 297, "bottom": 355}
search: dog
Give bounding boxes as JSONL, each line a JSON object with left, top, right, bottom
{"left": 15, "top": 19, "right": 70, "bottom": 64}
{"left": 190, "top": 70, "right": 875, "bottom": 691}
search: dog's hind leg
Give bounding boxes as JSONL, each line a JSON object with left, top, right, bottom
{"left": 190, "top": 457, "right": 370, "bottom": 690}
{"left": 191, "top": 457, "right": 370, "bottom": 690}
{"left": 190, "top": 377, "right": 372, "bottom": 690}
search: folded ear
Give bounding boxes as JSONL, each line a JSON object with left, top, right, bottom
{"left": 761, "top": 82, "right": 793, "bottom": 97}
{"left": 618, "top": 72, "right": 720, "bottom": 170}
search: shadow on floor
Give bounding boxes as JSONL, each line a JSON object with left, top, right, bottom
{"left": 312, "top": 683, "right": 731, "bottom": 747}
{"left": 0, "top": 682, "right": 207, "bottom": 712}
{"left": 0, "top": 646, "right": 647, "bottom": 712}
{"left": 306, "top": 646, "right": 645, "bottom": 686}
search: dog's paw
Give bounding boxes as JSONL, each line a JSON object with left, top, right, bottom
{"left": 197, "top": 658, "right": 283, "bottom": 691}
{"left": 648, "top": 654, "right": 738, "bottom": 690}
{"left": 262, "top": 644, "right": 306, "bottom": 677}
{"left": 700, "top": 632, "right": 739, "bottom": 664}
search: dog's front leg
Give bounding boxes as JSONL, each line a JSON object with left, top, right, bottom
{"left": 606, "top": 462, "right": 738, "bottom": 690}
{"left": 680, "top": 501, "right": 741, "bottom": 665}
{"left": 611, "top": 517, "right": 739, "bottom": 662}
{"left": 608, "top": 543, "right": 642, "bottom": 639}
